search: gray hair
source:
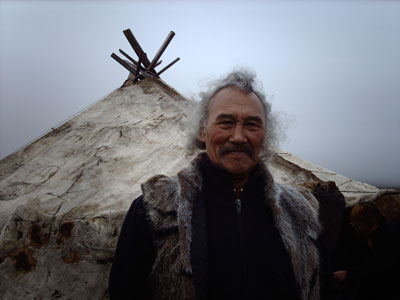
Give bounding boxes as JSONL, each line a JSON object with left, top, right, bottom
{"left": 186, "top": 68, "right": 280, "bottom": 162}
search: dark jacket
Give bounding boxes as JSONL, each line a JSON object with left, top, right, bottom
{"left": 109, "top": 153, "right": 322, "bottom": 300}
{"left": 347, "top": 220, "right": 400, "bottom": 300}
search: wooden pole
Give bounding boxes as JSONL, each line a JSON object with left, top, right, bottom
{"left": 119, "top": 49, "right": 138, "bottom": 66}
{"left": 112, "top": 28, "right": 179, "bottom": 81}
{"left": 147, "top": 31, "right": 175, "bottom": 72}
{"left": 111, "top": 53, "right": 137, "bottom": 74}
{"left": 123, "top": 29, "right": 151, "bottom": 68}
{"left": 134, "top": 51, "right": 143, "bottom": 82}
{"left": 157, "top": 57, "right": 180, "bottom": 76}
{"left": 119, "top": 49, "right": 162, "bottom": 68}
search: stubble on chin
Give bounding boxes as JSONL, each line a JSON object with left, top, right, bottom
{"left": 221, "top": 156, "right": 255, "bottom": 176}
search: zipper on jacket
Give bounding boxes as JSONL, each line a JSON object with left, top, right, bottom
{"left": 234, "top": 188, "right": 243, "bottom": 215}
{"left": 236, "top": 198, "right": 242, "bottom": 215}
{"left": 234, "top": 187, "right": 248, "bottom": 299}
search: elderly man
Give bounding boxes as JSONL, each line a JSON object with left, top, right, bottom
{"left": 109, "top": 70, "right": 323, "bottom": 300}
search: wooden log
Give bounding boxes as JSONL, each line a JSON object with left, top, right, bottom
{"left": 119, "top": 49, "right": 162, "bottom": 68}
{"left": 155, "top": 60, "right": 163, "bottom": 68}
{"left": 111, "top": 53, "right": 137, "bottom": 74}
{"left": 119, "top": 49, "right": 138, "bottom": 66}
{"left": 157, "top": 57, "right": 180, "bottom": 76}
{"left": 147, "top": 31, "right": 175, "bottom": 72}
{"left": 123, "top": 29, "right": 151, "bottom": 68}
{"left": 134, "top": 52, "right": 144, "bottom": 82}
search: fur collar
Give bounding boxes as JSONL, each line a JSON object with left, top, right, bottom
{"left": 142, "top": 153, "right": 321, "bottom": 300}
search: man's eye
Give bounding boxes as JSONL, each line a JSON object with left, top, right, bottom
{"left": 246, "top": 122, "right": 260, "bottom": 128}
{"left": 219, "top": 121, "right": 234, "bottom": 125}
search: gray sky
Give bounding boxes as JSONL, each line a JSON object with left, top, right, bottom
{"left": 1, "top": 0, "right": 399, "bottom": 188}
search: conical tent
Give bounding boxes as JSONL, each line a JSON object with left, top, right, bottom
{"left": 0, "top": 78, "right": 379, "bottom": 299}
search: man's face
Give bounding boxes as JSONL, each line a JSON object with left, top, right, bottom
{"left": 200, "top": 87, "right": 266, "bottom": 178}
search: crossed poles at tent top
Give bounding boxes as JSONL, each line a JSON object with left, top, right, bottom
{"left": 111, "top": 29, "right": 180, "bottom": 83}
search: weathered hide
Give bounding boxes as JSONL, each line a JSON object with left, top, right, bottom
{"left": 0, "top": 78, "right": 380, "bottom": 299}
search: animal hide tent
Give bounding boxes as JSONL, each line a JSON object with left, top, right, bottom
{"left": 0, "top": 78, "right": 382, "bottom": 299}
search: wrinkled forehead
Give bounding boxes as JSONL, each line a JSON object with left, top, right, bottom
{"left": 208, "top": 87, "right": 265, "bottom": 118}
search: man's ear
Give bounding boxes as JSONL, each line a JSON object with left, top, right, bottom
{"left": 199, "top": 128, "right": 206, "bottom": 142}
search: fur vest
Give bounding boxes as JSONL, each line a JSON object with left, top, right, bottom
{"left": 142, "top": 153, "right": 321, "bottom": 300}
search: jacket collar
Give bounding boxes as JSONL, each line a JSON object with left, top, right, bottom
{"left": 143, "top": 152, "right": 321, "bottom": 300}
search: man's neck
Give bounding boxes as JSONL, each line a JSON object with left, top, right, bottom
{"left": 232, "top": 174, "right": 250, "bottom": 197}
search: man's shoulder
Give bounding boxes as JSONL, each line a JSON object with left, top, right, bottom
{"left": 141, "top": 154, "right": 205, "bottom": 207}
{"left": 271, "top": 182, "right": 321, "bottom": 236}
{"left": 274, "top": 182, "right": 319, "bottom": 212}
{"left": 142, "top": 174, "right": 178, "bottom": 193}
{"left": 141, "top": 174, "right": 180, "bottom": 214}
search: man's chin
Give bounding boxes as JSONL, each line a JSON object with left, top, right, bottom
{"left": 222, "top": 151, "right": 251, "bottom": 159}
{"left": 220, "top": 159, "right": 255, "bottom": 177}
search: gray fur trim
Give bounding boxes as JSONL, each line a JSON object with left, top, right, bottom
{"left": 267, "top": 182, "right": 321, "bottom": 300}
{"left": 142, "top": 154, "right": 321, "bottom": 300}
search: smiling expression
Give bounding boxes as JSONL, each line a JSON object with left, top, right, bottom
{"left": 200, "top": 87, "right": 266, "bottom": 179}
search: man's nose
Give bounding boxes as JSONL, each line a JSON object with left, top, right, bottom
{"left": 229, "top": 124, "right": 247, "bottom": 144}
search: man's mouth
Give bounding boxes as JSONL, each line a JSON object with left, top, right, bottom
{"left": 228, "top": 151, "right": 246, "bottom": 154}
{"left": 219, "top": 145, "right": 254, "bottom": 158}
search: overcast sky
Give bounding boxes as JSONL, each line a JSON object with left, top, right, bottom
{"left": 1, "top": 0, "right": 399, "bottom": 188}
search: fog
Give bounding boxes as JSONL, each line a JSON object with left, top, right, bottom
{"left": 1, "top": 0, "right": 399, "bottom": 188}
